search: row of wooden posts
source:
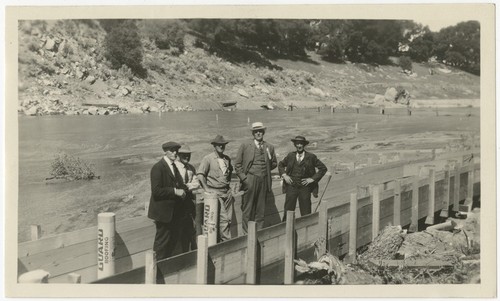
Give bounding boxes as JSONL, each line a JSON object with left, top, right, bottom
{"left": 19, "top": 155, "right": 477, "bottom": 284}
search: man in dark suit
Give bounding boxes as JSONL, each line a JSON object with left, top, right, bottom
{"left": 148, "top": 141, "right": 192, "bottom": 263}
{"left": 278, "top": 136, "right": 327, "bottom": 219}
{"left": 234, "top": 122, "right": 277, "bottom": 234}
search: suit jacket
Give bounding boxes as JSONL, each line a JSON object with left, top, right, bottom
{"left": 148, "top": 158, "right": 189, "bottom": 223}
{"left": 278, "top": 151, "right": 327, "bottom": 193}
{"left": 234, "top": 139, "right": 277, "bottom": 191}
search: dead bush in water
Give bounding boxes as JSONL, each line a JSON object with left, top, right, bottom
{"left": 47, "top": 151, "right": 99, "bottom": 181}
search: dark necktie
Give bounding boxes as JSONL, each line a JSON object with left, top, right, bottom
{"left": 172, "top": 163, "right": 184, "bottom": 187}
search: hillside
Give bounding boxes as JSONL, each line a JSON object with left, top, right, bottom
{"left": 17, "top": 20, "right": 480, "bottom": 116}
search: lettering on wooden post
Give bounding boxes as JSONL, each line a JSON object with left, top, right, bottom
{"left": 97, "top": 212, "right": 116, "bottom": 279}
{"left": 440, "top": 165, "right": 451, "bottom": 218}
{"left": 425, "top": 168, "right": 436, "bottom": 225}
{"left": 246, "top": 221, "right": 258, "bottom": 285}
{"left": 371, "top": 184, "right": 381, "bottom": 240}
{"left": 393, "top": 179, "right": 401, "bottom": 226}
{"left": 409, "top": 174, "right": 419, "bottom": 233}
{"left": 145, "top": 250, "right": 157, "bottom": 284}
{"left": 284, "top": 211, "right": 296, "bottom": 285}
{"left": 196, "top": 235, "right": 209, "bottom": 284}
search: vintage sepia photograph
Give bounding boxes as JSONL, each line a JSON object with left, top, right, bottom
{"left": 4, "top": 3, "right": 496, "bottom": 298}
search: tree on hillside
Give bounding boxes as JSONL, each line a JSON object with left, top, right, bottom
{"left": 139, "top": 20, "right": 187, "bottom": 53}
{"left": 101, "top": 19, "right": 147, "bottom": 78}
{"left": 434, "top": 21, "right": 480, "bottom": 75}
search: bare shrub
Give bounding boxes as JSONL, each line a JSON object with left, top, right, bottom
{"left": 48, "top": 151, "right": 99, "bottom": 181}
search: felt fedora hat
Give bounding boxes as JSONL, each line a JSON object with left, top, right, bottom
{"left": 162, "top": 141, "right": 181, "bottom": 151}
{"left": 291, "top": 135, "right": 309, "bottom": 145}
{"left": 178, "top": 144, "right": 192, "bottom": 154}
{"left": 210, "top": 135, "right": 230, "bottom": 145}
{"left": 251, "top": 122, "right": 266, "bottom": 131}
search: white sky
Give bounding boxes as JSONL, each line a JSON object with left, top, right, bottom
{"left": 411, "top": 16, "right": 474, "bottom": 32}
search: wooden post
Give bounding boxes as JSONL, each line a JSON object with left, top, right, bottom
{"left": 346, "top": 192, "right": 358, "bottom": 263}
{"left": 196, "top": 235, "right": 209, "bottom": 284}
{"left": 371, "top": 185, "right": 381, "bottom": 240}
{"left": 440, "top": 165, "right": 451, "bottom": 218}
{"left": 317, "top": 202, "right": 328, "bottom": 257}
{"left": 31, "top": 224, "right": 41, "bottom": 241}
{"left": 18, "top": 270, "right": 50, "bottom": 283}
{"left": 97, "top": 212, "right": 116, "bottom": 279}
{"left": 144, "top": 201, "right": 149, "bottom": 216}
{"left": 453, "top": 163, "right": 461, "bottom": 213}
{"left": 67, "top": 273, "right": 81, "bottom": 284}
{"left": 464, "top": 165, "right": 474, "bottom": 212}
{"left": 409, "top": 174, "right": 419, "bottom": 233}
{"left": 393, "top": 179, "right": 401, "bottom": 226}
{"left": 203, "top": 192, "right": 219, "bottom": 246}
{"left": 246, "top": 221, "right": 257, "bottom": 285}
{"left": 425, "top": 168, "right": 435, "bottom": 225}
{"left": 145, "top": 250, "right": 157, "bottom": 284}
{"left": 284, "top": 211, "right": 295, "bottom": 284}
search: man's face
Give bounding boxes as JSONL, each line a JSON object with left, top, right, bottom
{"left": 252, "top": 129, "right": 265, "bottom": 142}
{"left": 213, "top": 143, "right": 226, "bottom": 154}
{"left": 165, "top": 148, "right": 179, "bottom": 161}
{"left": 178, "top": 153, "right": 191, "bottom": 164}
{"left": 294, "top": 142, "right": 305, "bottom": 153}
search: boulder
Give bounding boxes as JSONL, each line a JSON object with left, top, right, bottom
{"left": 86, "top": 75, "right": 96, "bottom": 85}
{"left": 75, "top": 68, "right": 85, "bottom": 80}
{"left": 237, "top": 89, "right": 249, "bottom": 98}
{"left": 373, "top": 94, "right": 385, "bottom": 103}
{"left": 384, "top": 87, "right": 398, "bottom": 102}
{"left": 24, "top": 106, "right": 39, "bottom": 116}
{"left": 120, "top": 86, "right": 132, "bottom": 96}
{"left": 87, "top": 107, "right": 98, "bottom": 115}
{"left": 309, "top": 87, "right": 326, "bottom": 97}
{"left": 141, "top": 104, "right": 150, "bottom": 112}
{"left": 44, "top": 38, "right": 57, "bottom": 51}
{"left": 112, "top": 83, "right": 120, "bottom": 89}
{"left": 128, "top": 107, "right": 143, "bottom": 114}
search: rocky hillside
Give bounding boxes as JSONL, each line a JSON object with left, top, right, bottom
{"left": 18, "top": 20, "right": 480, "bottom": 116}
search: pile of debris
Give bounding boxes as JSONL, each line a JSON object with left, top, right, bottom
{"left": 294, "top": 208, "right": 480, "bottom": 285}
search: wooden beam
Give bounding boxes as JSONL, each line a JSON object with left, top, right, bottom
{"left": 393, "top": 179, "right": 401, "bottom": 226}
{"left": 284, "top": 211, "right": 295, "bottom": 285}
{"left": 346, "top": 192, "right": 358, "bottom": 263}
{"left": 145, "top": 250, "right": 156, "bottom": 284}
{"left": 425, "top": 168, "right": 435, "bottom": 225}
{"left": 317, "top": 202, "right": 328, "bottom": 257}
{"left": 67, "top": 273, "right": 81, "bottom": 284}
{"left": 196, "top": 235, "right": 208, "bottom": 284}
{"left": 246, "top": 221, "right": 257, "bottom": 284}
{"left": 453, "top": 162, "right": 462, "bottom": 212}
{"left": 31, "top": 225, "right": 41, "bottom": 241}
{"left": 464, "top": 165, "right": 474, "bottom": 212}
{"left": 409, "top": 174, "right": 419, "bottom": 233}
{"left": 440, "top": 165, "right": 451, "bottom": 218}
{"left": 371, "top": 184, "right": 381, "bottom": 240}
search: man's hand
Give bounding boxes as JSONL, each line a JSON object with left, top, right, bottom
{"left": 282, "top": 174, "right": 294, "bottom": 185}
{"left": 239, "top": 178, "right": 249, "bottom": 191}
{"left": 174, "top": 188, "right": 186, "bottom": 199}
{"left": 301, "top": 178, "right": 314, "bottom": 186}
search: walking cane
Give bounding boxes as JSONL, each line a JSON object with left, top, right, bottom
{"left": 313, "top": 172, "right": 332, "bottom": 213}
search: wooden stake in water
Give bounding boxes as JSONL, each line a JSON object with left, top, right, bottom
{"left": 355, "top": 122, "right": 358, "bottom": 133}
{"left": 216, "top": 114, "right": 219, "bottom": 123}
{"left": 247, "top": 117, "right": 250, "bottom": 124}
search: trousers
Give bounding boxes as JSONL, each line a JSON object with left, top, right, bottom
{"left": 210, "top": 187, "right": 233, "bottom": 242}
{"left": 283, "top": 184, "right": 312, "bottom": 221}
{"left": 241, "top": 173, "right": 267, "bottom": 234}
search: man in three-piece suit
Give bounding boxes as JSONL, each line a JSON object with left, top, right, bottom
{"left": 234, "top": 122, "right": 277, "bottom": 234}
{"left": 148, "top": 141, "right": 193, "bottom": 263}
{"left": 278, "top": 136, "right": 327, "bottom": 220}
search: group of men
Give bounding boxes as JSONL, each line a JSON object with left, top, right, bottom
{"left": 147, "top": 122, "right": 328, "bottom": 268}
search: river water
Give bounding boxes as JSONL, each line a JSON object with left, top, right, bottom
{"left": 17, "top": 108, "right": 479, "bottom": 241}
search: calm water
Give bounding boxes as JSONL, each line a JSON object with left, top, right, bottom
{"left": 17, "top": 108, "right": 479, "bottom": 241}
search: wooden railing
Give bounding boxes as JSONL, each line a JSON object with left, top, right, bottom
{"left": 18, "top": 150, "right": 479, "bottom": 284}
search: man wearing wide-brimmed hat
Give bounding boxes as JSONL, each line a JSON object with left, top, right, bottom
{"left": 197, "top": 135, "right": 234, "bottom": 242}
{"left": 148, "top": 141, "right": 192, "bottom": 275}
{"left": 278, "top": 135, "right": 327, "bottom": 219}
{"left": 235, "top": 122, "right": 278, "bottom": 233}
